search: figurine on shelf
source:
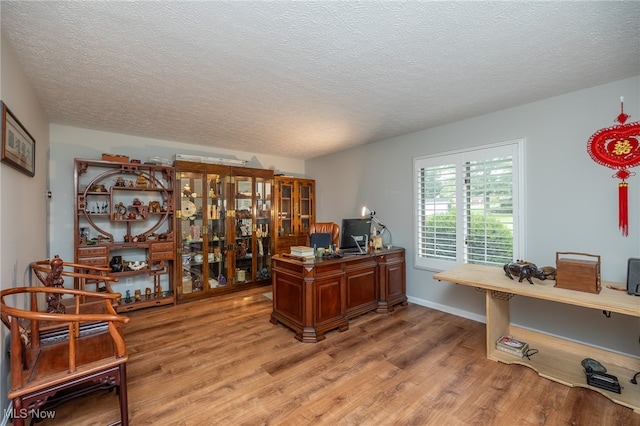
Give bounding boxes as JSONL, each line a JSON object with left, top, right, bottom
{"left": 194, "top": 279, "right": 204, "bottom": 292}
{"left": 137, "top": 204, "right": 149, "bottom": 220}
{"left": 128, "top": 261, "right": 147, "bottom": 271}
{"left": 257, "top": 268, "right": 270, "bottom": 281}
{"left": 114, "top": 202, "right": 126, "bottom": 220}
{"left": 89, "top": 183, "right": 107, "bottom": 192}
{"left": 135, "top": 175, "right": 148, "bottom": 188}
{"left": 236, "top": 241, "right": 247, "bottom": 258}
{"left": 125, "top": 290, "right": 132, "bottom": 303}
{"left": 110, "top": 255, "right": 124, "bottom": 272}
{"left": 191, "top": 224, "right": 200, "bottom": 241}
{"left": 80, "top": 227, "right": 90, "bottom": 240}
{"left": 149, "top": 200, "right": 162, "bottom": 213}
{"left": 114, "top": 176, "right": 126, "bottom": 187}
{"left": 97, "top": 235, "right": 111, "bottom": 244}
{"left": 218, "top": 273, "right": 227, "bottom": 286}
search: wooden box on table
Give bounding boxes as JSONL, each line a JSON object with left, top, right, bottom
{"left": 555, "top": 252, "right": 601, "bottom": 294}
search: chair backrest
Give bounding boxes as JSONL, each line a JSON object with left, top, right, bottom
{"left": 308, "top": 222, "right": 340, "bottom": 247}
{"left": 31, "top": 256, "right": 119, "bottom": 310}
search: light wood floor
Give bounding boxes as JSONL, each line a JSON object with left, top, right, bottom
{"left": 41, "top": 286, "right": 638, "bottom": 425}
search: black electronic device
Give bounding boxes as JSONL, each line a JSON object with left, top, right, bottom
{"left": 627, "top": 258, "right": 640, "bottom": 296}
{"left": 339, "top": 218, "right": 371, "bottom": 251}
{"left": 310, "top": 232, "right": 333, "bottom": 250}
{"left": 585, "top": 368, "right": 622, "bottom": 394}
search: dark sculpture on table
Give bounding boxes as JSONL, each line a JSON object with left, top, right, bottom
{"left": 516, "top": 259, "right": 557, "bottom": 280}
{"left": 503, "top": 262, "right": 548, "bottom": 285}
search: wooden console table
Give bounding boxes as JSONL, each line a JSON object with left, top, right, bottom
{"left": 271, "top": 247, "right": 406, "bottom": 342}
{"left": 433, "top": 263, "right": 640, "bottom": 414}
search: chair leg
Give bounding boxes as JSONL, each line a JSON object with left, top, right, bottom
{"left": 12, "top": 399, "right": 25, "bottom": 426}
{"left": 118, "top": 364, "right": 129, "bottom": 426}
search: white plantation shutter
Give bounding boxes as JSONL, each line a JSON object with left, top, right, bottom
{"left": 414, "top": 140, "right": 524, "bottom": 271}
{"left": 416, "top": 161, "right": 457, "bottom": 264}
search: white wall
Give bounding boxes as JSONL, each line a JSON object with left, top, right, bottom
{"left": 0, "top": 34, "right": 50, "bottom": 422}
{"left": 48, "top": 125, "right": 306, "bottom": 263}
{"left": 307, "top": 76, "right": 640, "bottom": 356}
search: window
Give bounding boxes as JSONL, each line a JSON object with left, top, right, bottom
{"left": 414, "top": 140, "right": 524, "bottom": 271}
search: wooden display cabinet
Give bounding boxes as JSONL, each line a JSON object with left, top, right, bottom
{"left": 175, "top": 161, "right": 273, "bottom": 302}
{"left": 273, "top": 176, "right": 315, "bottom": 255}
{"left": 74, "top": 158, "right": 176, "bottom": 312}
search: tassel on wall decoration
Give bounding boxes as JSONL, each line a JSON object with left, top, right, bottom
{"left": 587, "top": 97, "right": 640, "bottom": 237}
{"left": 619, "top": 182, "right": 628, "bottom": 236}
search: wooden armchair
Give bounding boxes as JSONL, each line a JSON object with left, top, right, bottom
{"left": 1, "top": 286, "right": 130, "bottom": 426}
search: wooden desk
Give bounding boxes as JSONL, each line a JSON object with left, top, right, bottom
{"left": 433, "top": 263, "right": 640, "bottom": 414}
{"left": 271, "top": 247, "right": 406, "bottom": 342}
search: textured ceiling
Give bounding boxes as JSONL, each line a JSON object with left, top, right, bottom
{"left": 1, "top": 1, "right": 639, "bottom": 160}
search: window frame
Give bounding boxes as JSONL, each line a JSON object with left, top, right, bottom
{"left": 413, "top": 139, "right": 526, "bottom": 271}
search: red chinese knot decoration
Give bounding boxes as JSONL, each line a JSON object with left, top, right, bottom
{"left": 587, "top": 97, "right": 640, "bottom": 236}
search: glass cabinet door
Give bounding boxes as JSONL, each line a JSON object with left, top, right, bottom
{"left": 277, "top": 180, "right": 293, "bottom": 237}
{"left": 179, "top": 172, "right": 205, "bottom": 295}
{"left": 232, "top": 174, "right": 272, "bottom": 285}
{"left": 255, "top": 176, "right": 272, "bottom": 282}
{"left": 206, "top": 173, "right": 228, "bottom": 289}
{"left": 297, "top": 180, "right": 313, "bottom": 236}
{"left": 233, "top": 176, "right": 253, "bottom": 284}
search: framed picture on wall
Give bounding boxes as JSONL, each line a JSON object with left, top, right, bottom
{"left": 1, "top": 101, "right": 36, "bottom": 177}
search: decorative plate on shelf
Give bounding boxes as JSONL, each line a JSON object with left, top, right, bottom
{"left": 181, "top": 201, "right": 197, "bottom": 220}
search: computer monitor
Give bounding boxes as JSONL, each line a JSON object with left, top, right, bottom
{"left": 340, "top": 218, "right": 372, "bottom": 250}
